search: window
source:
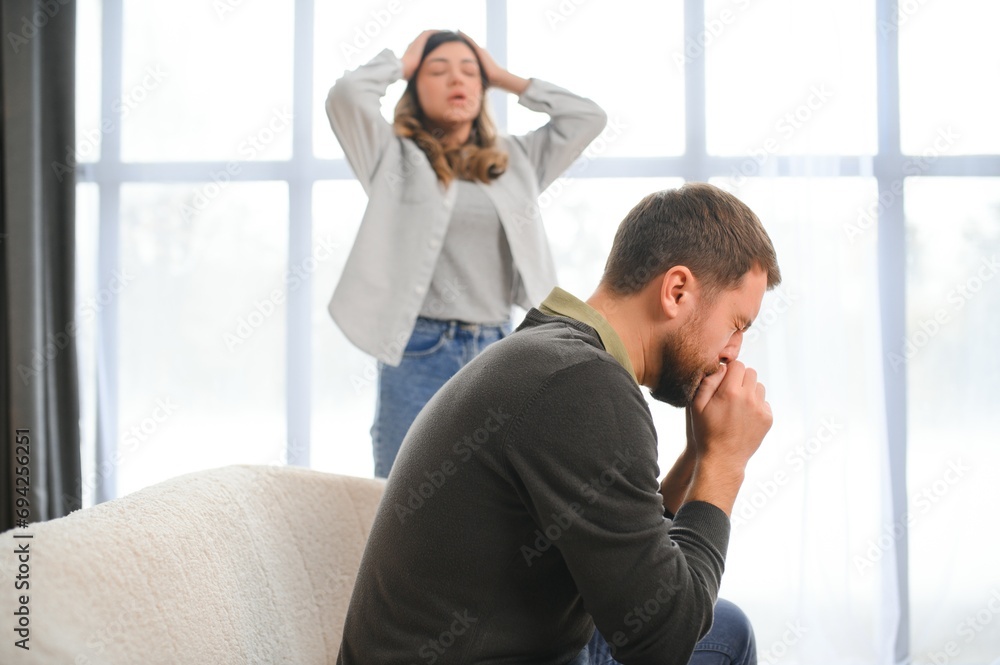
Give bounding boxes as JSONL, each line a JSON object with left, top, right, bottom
{"left": 77, "top": 2, "right": 1000, "bottom": 663}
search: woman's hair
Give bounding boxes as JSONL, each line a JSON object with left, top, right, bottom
{"left": 393, "top": 31, "right": 508, "bottom": 185}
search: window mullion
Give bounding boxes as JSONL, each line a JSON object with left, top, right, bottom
{"left": 684, "top": 0, "right": 709, "bottom": 182}
{"left": 94, "top": 0, "right": 125, "bottom": 503}
{"left": 875, "top": 0, "right": 910, "bottom": 663}
{"left": 285, "top": 0, "right": 317, "bottom": 467}
{"left": 486, "top": 0, "right": 508, "bottom": 133}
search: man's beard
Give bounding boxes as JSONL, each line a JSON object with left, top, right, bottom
{"left": 650, "top": 317, "right": 718, "bottom": 407}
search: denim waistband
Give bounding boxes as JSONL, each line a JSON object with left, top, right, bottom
{"left": 414, "top": 316, "right": 511, "bottom": 335}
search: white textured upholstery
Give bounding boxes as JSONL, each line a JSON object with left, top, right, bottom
{"left": 0, "top": 465, "right": 385, "bottom": 664}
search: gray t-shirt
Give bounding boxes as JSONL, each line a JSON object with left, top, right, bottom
{"left": 419, "top": 179, "right": 515, "bottom": 323}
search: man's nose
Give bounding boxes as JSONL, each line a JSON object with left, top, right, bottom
{"left": 719, "top": 333, "right": 743, "bottom": 365}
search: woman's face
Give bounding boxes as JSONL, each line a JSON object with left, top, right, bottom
{"left": 414, "top": 41, "right": 484, "bottom": 130}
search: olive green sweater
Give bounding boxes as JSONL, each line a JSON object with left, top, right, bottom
{"left": 337, "top": 294, "right": 731, "bottom": 665}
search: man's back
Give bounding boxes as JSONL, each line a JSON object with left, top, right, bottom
{"left": 337, "top": 310, "right": 729, "bottom": 665}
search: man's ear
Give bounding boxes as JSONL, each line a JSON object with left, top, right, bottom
{"left": 658, "top": 266, "right": 695, "bottom": 320}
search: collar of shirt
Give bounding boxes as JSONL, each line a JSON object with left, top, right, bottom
{"left": 538, "top": 287, "right": 638, "bottom": 384}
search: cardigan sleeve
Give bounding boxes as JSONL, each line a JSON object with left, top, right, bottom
{"left": 508, "top": 79, "right": 608, "bottom": 192}
{"left": 325, "top": 49, "right": 403, "bottom": 194}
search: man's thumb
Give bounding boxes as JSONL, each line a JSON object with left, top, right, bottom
{"left": 692, "top": 363, "right": 727, "bottom": 412}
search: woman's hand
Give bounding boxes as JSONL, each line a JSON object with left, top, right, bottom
{"left": 458, "top": 31, "right": 529, "bottom": 95}
{"left": 401, "top": 30, "right": 438, "bottom": 80}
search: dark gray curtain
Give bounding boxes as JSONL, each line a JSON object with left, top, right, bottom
{"left": 1, "top": 0, "right": 80, "bottom": 532}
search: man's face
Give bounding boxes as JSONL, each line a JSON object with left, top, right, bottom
{"left": 651, "top": 268, "right": 768, "bottom": 406}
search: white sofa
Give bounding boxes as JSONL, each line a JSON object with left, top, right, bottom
{"left": 0, "top": 465, "right": 385, "bottom": 664}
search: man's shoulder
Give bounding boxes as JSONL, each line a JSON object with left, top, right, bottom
{"left": 498, "top": 314, "right": 623, "bottom": 374}
{"left": 465, "top": 315, "right": 638, "bottom": 408}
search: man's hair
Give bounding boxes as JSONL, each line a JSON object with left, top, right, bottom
{"left": 600, "top": 183, "right": 781, "bottom": 299}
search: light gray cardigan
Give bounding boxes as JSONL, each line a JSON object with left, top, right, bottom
{"left": 325, "top": 48, "right": 607, "bottom": 366}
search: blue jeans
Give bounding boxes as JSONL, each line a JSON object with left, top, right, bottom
{"left": 570, "top": 599, "right": 756, "bottom": 665}
{"left": 371, "top": 317, "right": 512, "bottom": 478}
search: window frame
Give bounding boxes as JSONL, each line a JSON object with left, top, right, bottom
{"left": 79, "top": 3, "right": 1000, "bottom": 662}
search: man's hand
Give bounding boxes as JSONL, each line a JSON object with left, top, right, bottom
{"left": 682, "top": 361, "right": 773, "bottom": 516}
{"left": 691, "top": 361, "right": 772, "bottom": 472}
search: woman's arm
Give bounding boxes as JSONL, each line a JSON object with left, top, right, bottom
{"left": 459, "top": 31, "right": 529, "bottom": 96}
{"left": 459, "top": 32, "right": 608, "bottom": 192}
{"left": 510, "top": 77, "right": 608, "bottom": 192}
{"left": 326, "top": 48, "right": 408, "bottom": 192}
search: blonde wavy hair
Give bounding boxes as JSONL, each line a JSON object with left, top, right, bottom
{"left": 393, "top": 33, "right": 508, "bottom": 185}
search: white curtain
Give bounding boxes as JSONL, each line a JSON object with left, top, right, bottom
{"left": 712, "top": 178, "right": 896, "bottom": 665}
{"left": 78, "top": 2, "right": 1000, "bottom": 663}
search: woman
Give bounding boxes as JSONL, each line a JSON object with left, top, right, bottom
{"left": 326, "top": 30, "right": 607, "bottom": 477}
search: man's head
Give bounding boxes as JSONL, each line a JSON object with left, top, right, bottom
{"left": 598, "top": 183, "right": 781, "bottom": 406}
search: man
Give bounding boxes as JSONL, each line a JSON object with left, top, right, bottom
{"left": 337, "top": 183, "right": 782, "bottom": 665}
